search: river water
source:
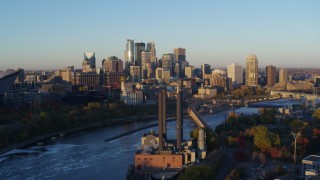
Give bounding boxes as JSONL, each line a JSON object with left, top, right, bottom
{"left": 0, "top": 99, "right": 301, "bottom": 180}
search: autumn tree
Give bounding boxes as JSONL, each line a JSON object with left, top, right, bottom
{"left": 313, "top": 109, "right": 320, "bottom": 120}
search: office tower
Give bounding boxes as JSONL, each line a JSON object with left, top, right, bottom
{"left": 173, "top": 48, "right": 186, "bottom": 63}
{"left": 102, "top": 56, "right": 124, "bottom": 73}
{"left": 174, "top": 63, "right": 180, "bottom": 77}
{"left": 210, "top": 73, "right": 233, "bottom": 92}
{"left": 227, "top": 63, "right": 243, "bottom": 84}
{"left": 146, "top": 42, "right": 157, "bottom": 63}
{"left": 161, "top": 54, "right": 174, "bottom": 75}
{"left": 130, "top": 66, "right": 140, "bottom": 82}
{"left": 173, "top": 48, "right": 186, "bottom": 77}
{"left": 141, "top": 51, "right": 151, "bottom": 72}
{"left": 134, "top": 42, "right": 145, "bottom": 66}
{"left": 212, "top": 69, "right": 226, "bottom": 76}
{"left": 201, "top": 64, "right": 211, "bottom": 79}
{"left": 82, "top": 52, "right": 96, "bottom": 72}
{"left": 246, "top": 54, "right": 258, "bottom": 86}
{"left": 180, "top": 61, "right": 189, "bottom": 78}
{"left": 124, "top": 39, "right": 134, "bottom": 66}
{"left": 279, "top": 68, "right": 288, "bottom": 83}
{"left": 266, "top": 65, "right": 276, "bottom": 86}
{"left": 58, "top": 66, "right": 74, "bottom": 83}
{"left": 82, "top": 52, "right": 95, "bottom": 72}
{"left": 145, "top": 61, "right": 153, "bottom": 78}
{"left": 155, "top": 67, "right": 170, "bottom": 84}
{"left": 185, "top": 66, "right": 195, "bottom": 79}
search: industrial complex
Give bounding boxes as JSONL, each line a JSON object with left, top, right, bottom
{"left": 133, "top": 88, "right": 207, "bottom": 179}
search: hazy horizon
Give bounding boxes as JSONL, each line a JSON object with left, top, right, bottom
{"left": 1, "top": 0, "right": 319, "bottom": 70}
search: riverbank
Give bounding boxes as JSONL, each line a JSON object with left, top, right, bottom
{"left": 0, "top": 113, "right": 191, "bottom": 156}
{"left": 0, "top": 115, "right": 158, "bottom": 155}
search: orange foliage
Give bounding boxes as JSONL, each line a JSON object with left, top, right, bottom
{"left": 313, "top": 128, "right": 320, "bottom": 135}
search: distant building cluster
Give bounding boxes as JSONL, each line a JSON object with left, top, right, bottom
{"left": 1, "top": 38, "right": 320, "bottom": 108}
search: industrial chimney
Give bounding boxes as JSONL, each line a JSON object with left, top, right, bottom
{"left": 162, "top": 90, "right": 167, "bottom": 139}
{"left": 158, "top": 92, "right": 163, "bottom": 151}
{"left": 176, "top": 90, "right": 183, "bottom": 151}
{"left": 198, "top": 128, "right": 205, "bottom": 150}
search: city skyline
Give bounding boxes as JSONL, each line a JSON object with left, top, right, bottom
{"left": 1, "top": 0, "right": 320, "bottom": 70}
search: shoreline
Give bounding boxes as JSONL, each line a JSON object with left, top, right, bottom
{"left": 0, "top": 115, "right": 158, "bottom": 156}
{"left": 0, "top": 114, "right": 187, "bottom": 156}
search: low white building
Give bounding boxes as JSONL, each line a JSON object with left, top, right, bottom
{"left": 302, "top": 155, "right": 320, "bottom": 179}
{"left": 194, "top": 85, "right": 217, "bottom": 99}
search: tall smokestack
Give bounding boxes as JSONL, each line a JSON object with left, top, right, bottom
{"left": 162, "top": 90, "right": 167, "bottom": 139}
{"left": 158, "top": 92, "right": 163, "bottom": 151}
{"left": 176, "top": 90, "right": 183, "bottom": 151}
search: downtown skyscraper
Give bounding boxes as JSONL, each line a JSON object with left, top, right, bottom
{"left": 146, "top": 42, "right": 157, "bottom": 64}
{"left": 266, "top": 65, "right": 276, "bottom": 86}
{"left": 279, "top": 68, "right": 288, "bottom": 83}
{"left": 227, "top": 63, "right": 243, "bottom": 84}
{"left": 124, "top": 39, "right": 134, "bottom": 72}
{"left": 134, "top": 42, "right": 145, "bottom": 67}
{"left": 245, "top": 54, "right": 258, "bottom": 86}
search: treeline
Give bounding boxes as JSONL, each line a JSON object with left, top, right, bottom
{"left": 0, "top": 101, "right": 167, "bottom": 149}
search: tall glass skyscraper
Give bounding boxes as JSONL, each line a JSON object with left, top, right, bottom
{"left": 124, "top": 39, "right": 134, "bottom": 66}
{"left": 134, "top": 42, "right": 145, "bottom": 66}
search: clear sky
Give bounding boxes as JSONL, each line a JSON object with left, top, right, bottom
{"left": 1, "top": 0, "right": 319, "bottom": 70}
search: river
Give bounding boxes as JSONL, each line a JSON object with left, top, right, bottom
{"left": 0, "top": 99, "right": 302, "bottom": 180}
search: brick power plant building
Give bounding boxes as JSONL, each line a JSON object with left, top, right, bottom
{"left": 134, "top": 88, "right": 207, "bottom": 179}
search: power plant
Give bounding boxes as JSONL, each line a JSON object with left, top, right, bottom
{"left": 134, "top": 88, "right": 207, "bottom": 179}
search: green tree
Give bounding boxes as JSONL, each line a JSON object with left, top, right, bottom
{"left": 252, "top": 125, "right": 280, "bottom": 152}
{"left": 40, "top": 112, "right": 48, "bottom": 120}
{"left": 179, "top": 165, "right": 214, "bottom": 180}
{"left": 290, "top": 119, "right": 306, "bottom": 133}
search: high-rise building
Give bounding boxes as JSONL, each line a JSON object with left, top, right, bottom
{"left": 184, "top": 66, "right": 195, "bottom": 79}
{"left": 102, "top": 56, "right": 124, "bottom": 73}
{"left": 58, "top": 66, "right": 74, "bottom": 83}
{"left": 209, "top": 73, "right": 233, "bottom": 92}
{"left": 82, "top": 52, "right": 96, "bottom": 72}
{"left": 130, "top": 66, "right": 141, "bottom": 82}
{"left": 124, "top": 39, "right": 134, "bottom": 66}
{"left": 161, "top": 54, "right": 174, "bottom": 75}
{"left": 134, "top": 42, "right": 145, "bottom": 66}
{"left": 266, "top": 65, "right": 276, "bottom": 86}
{"left": 246, "top": 54, "right": 258, "bottom": 86}
{"left": 174, "top": 63, "right": 180, "bottom": 78}
{"left": 173, "top": 48, "right": 186, "bottom": 63}
{"left": 279, "top": 68, "right": 288, "bottom": 83}
{"left": 227, "top": 63, "right": 243, "bottom": 84}
{"left": 173, "top": 48, "right": 186, "bottom": 77}
{"left": 155, "top": 67, "right": 170, "bottom": 84}
{"left": 141, "top": 51, "right": 151, "bottom": 72}
{"left": 201, "top": 64, "right": 211, "bottom": 79}
{"left": 146, "top": 42, "right": 157, "bottom": 63}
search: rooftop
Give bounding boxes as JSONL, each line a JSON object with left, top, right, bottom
{"left": 303, "top": 155, "right": 320, "bottom": 162}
